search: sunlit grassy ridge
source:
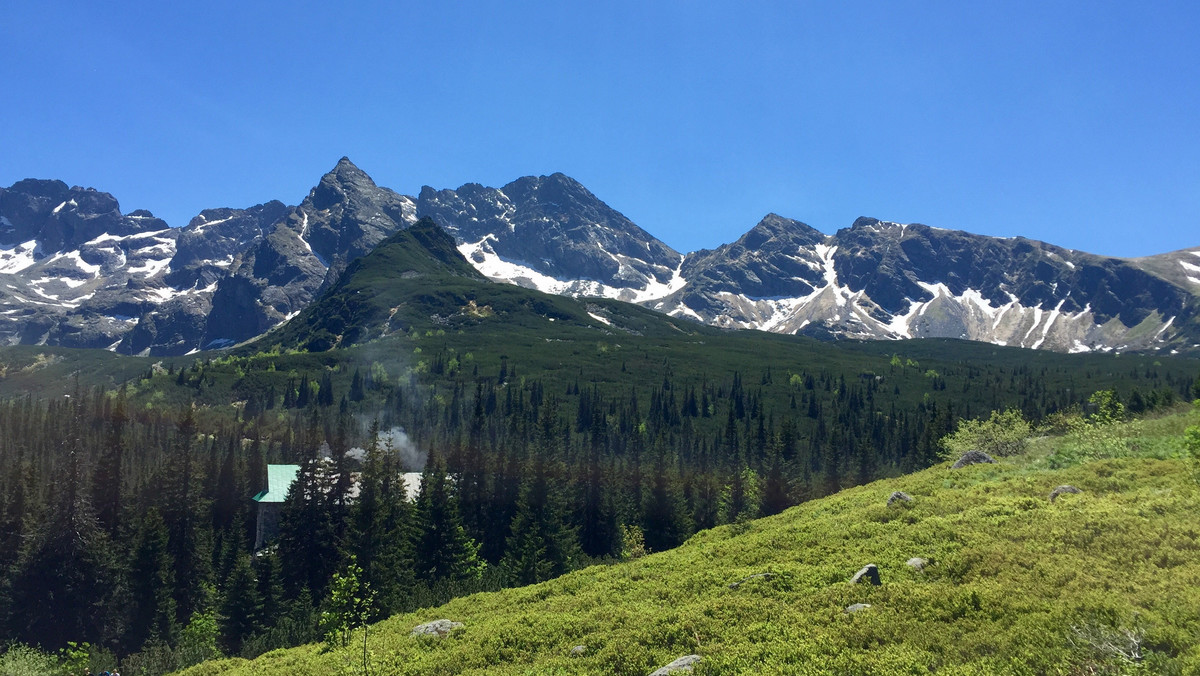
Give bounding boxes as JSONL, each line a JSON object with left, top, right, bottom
{"left": 179, "top": 408, "right": 1200, "bottom": 676}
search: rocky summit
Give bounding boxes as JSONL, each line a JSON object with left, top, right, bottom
{"left": 0, "top": 161, "right": 1196, "bottom": 355}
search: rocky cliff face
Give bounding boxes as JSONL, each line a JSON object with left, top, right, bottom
{"left": 417, "top": 173, "right": 684, "bottom": 302}
{"left": 419, "top": 192, "right": 1199, "bottom": 354}
{"left": 0, "top": 158, "right": 415, "bottom": 355}
{"left": 1, "top": 162, "right": 1195, "bottom": 355}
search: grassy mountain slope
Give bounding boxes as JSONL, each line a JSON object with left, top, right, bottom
{"left": 180, "top": 407, "right": 1200, "bottom": 676}
{"left": 260, "top": 217, "right": 710, "bottom": 353}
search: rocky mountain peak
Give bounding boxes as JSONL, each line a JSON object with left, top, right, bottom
{"left": 305, "top": 157, "right": 382, "bottom": 212}
{"left": 850, "top": 216, "right": 882, "bottom": 230}
{"left": 740, "top": 213, "right": 826, "bottom": 249}
{"left": 8, "top": 178, "right": 70, "bottom": 201}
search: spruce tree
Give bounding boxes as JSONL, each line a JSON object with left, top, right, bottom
{"left": 218, "top": 555, "right": 262, "bottom": 655}
{"left": 348, "top": 421, "right": 415, "bottom": 617}
{"left": 760, "top": 431, "right": 792, "bottom": 517}
{"left": 126, "top": 507, "right": 177, "bottom": 652}
{"left": 501, "top": 401, "right": 581, "bottom": 585}
{"left": 277, "top": 451, "right": 337, "bottom": 602}
{"left": 7, "top": 397, "right": 117, "bottom": 649}
{"left": 92, "top": 386, "right": 127, "bottom": 535}
{"left": 163, "top": 407, "right": 215, "bottom": 624}
{"left": 413, "top": 453, "right": 483, "bottom": 584}
{"left": 641, "top": 446, "right": 691, "bottom": 553}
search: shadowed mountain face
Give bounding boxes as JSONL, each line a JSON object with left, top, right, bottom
{"left": 0, "top": 162, "right": 1196, "bottom": 355}
{"left": 0, "top": 159, "right": 416, "bottom": 355}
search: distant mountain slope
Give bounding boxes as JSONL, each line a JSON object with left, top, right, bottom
{"left": 261, "top": 217, "right": 706, "bottom": 353}
{"left": 651, "top": 217, "right": 1195, "bottom": 353}
{"left": 0, "top": 158, "right": 416, "bottom": 355}
{"left": 420, "top": 185, "right": 1198, "bottom": 353}
{"left": 178, "top": 410, "right": 1200, "bottom": 675}
{"left": 418, "top": 173, "right": 685, "bottom": 301}
{"left": 2, "top": 161, "right": 1196, "bottom": 355}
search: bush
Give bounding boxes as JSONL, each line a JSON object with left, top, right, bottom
{"left": 940, "top": 408, "right": 1032, "bottom": 459}
{"left": 0, "top": 644, "right": 58, "bottom": 676}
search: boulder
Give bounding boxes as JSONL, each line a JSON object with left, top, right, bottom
{"left": 887, "top": 491, "right": 913, "bottom": 506}
{"left": 411, "top": 619, "right": 463, "bottom": 638}
{"left": 728, "top": 572, "right": 774, "bottom": 589}
{"left": 844, "top": 603, "right": 872, "bottom": 614}
{"left": 906, "top": 557, "right": 929, "bottom": 572}
{"left": 1049, "top": 485, "right": 1082, "bottom": 503}
{"left": 850, "top": 564, "right": 881, "bottom": 585}
{"left": 951, "top": 450, "right": 996, "bottom": 469}
{"left": 570, "top": 645, "right": 587, "bottom": 657}
{"left": 649, "top": 655, "right": 702, "bottom": 675}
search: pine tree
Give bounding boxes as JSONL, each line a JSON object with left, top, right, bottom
{"left": 501, "top": 401, "right": 581, "bottom": 585}
{"left": 277, "top": 451, "right": 337, "bottom": 601}
{"left": 576, "top": 422, "right": 618, "bottom": 558}
{"left": 92, "top": 386, "right": 127, "bottom": 535}
{"left": 413, "top": 453, "right": 483, "bottom": 584}
{"left": 7, "top": 397, "right": 117, "bottom": 649}
{"left": 348, "top": 421, "right": 416, "bottom": 617}
{"left": 163, "top": 407, "right": 215, "bottom": 624}
{"left": 641, "top": 446, "right": 691, "bottom": 553}
{"left": 253, "top": 551, "right": 284, "bottom": 626}
{"left": 218, "top": 555, "right": 262, "bottom": 655}
{"left": 126, "top": 508, "right": 177, "bottom": 652}
{"left": 760, "top": 431, "right": 791, "bottom": 516}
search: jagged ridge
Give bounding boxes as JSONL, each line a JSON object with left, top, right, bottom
{"left": 1, "top": 161, "right": 1197, "bottom": 356}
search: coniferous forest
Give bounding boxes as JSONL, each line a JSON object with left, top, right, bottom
{"left": 0, "top": 337, "right": 1196, "bottom": 673}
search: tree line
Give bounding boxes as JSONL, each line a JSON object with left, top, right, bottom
{"left": 0, "top": 352, "right": 1194, "bottom": 673}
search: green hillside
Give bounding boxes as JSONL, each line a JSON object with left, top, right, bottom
{"left": 178, "top": 406, "right": 1200, "bottom": 676}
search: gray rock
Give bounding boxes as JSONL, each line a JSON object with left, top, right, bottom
{"left": 728, "top": 572, "right": 774, "bottom": 589}
{"left": 906, "top": 557, "right": 929, "bottom": 572}
{"left": 850, "top": 563, "right": 881, "bottom": 585}
{"left": 570, "top": 645, "right": 587, "bottom": 657}
{"left": 649, "top": 655, "right": 702, "bottom": 675}
{"left": 410, "top": 619, "right": 463, "bottom": 638}
{"left": 1049, "top": 485, "right": 1082, "bottom": 503}
{"left": 887, "top": 491, "right": 913, "bottom": 506}
{"left": 844, "top": 603, "right": 872, "bottom": 614}
{"left": 951, "top": 450, "right": 996, "bottom": 469}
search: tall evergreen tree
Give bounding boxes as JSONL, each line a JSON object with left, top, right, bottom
{"left": 277, "top": 451, "right": 337, "bottom": 602}
{"left": 7, "top": 398, "right": 117, "bottom": 650}
{"left": 92, "top": 387, "right": 127, "bottom": 535}
{"left": 348, "top": 421, "right": 415, "bottom": 618}
{"left": 641, "top": 446, "right": 692, "bottom": 553}
{"left": 413, "top": 453, "right": 483, "bottom": 584}
{"left": 501, "top": 400, "right": 582, "bottom": 585}
{"left": 163, "top": 407, "right": 214, "bottom": 624}
{"left": 218, "top": 555, "right": 262, "bottom": 656}
{"left": 126, "top": 507, "right": 177, "bottom": 651}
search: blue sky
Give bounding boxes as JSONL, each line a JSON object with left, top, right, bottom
{"left": 3, "top": 1, "right": 1198, "bottom": 257}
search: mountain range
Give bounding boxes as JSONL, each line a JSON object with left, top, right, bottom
{"left": 1, "top": 158, "right": 1196, "bottom": 356}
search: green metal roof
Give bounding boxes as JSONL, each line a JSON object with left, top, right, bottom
{"left": 252, "top": 464, "right": 300, "bottom": 503}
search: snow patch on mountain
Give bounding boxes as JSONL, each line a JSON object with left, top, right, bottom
{"left": 48, "top": 251, "right": 102, "bottom": 276}
{"left": 459, "top": 235, "right": 688, "bottom": 303}
{"left": 0, "top": 240, "right": 40, "bottom": 274}
{"left": 128, "top": 257, "right": 171, "bottom": 277}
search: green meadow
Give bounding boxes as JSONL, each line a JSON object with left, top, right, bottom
{"left": 177, "top": 405, "right": 1200, "bottom": 676}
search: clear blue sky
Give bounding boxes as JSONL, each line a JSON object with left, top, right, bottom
{"left": 3, "top": 1, "right": 1198, "bottom": 257}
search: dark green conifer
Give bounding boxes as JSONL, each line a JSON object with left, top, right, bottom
{"left": 219, "top": 555, "right": 262, "bottom": 655}
{"left": 413, "top": 453, "right": 483, "bottom": 584}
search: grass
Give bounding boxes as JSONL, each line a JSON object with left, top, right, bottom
{"left": 177, "top": 405, "right": 1200, "bottom": 675}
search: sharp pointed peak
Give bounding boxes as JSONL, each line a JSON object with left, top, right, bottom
{"left": 322, "top": 156, "right": 374, "bottom": 185}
